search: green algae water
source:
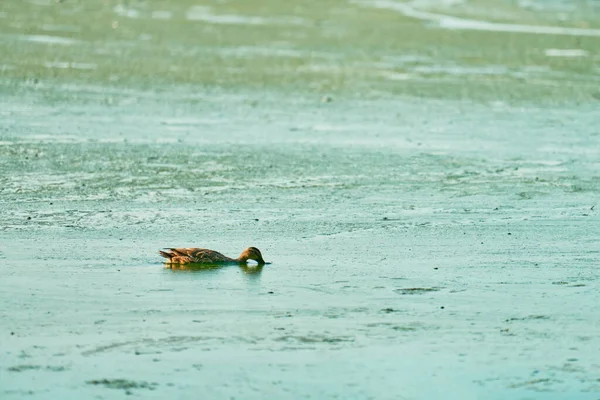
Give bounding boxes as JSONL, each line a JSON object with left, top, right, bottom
{"left": 1, "top": 1, "right": 599, "bottom": 399}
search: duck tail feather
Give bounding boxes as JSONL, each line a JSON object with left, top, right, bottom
{"left": 169, "top": 248, "right": 188, "bottom": 256}
{"left": 159, "top": 250, "right": 173, "bottom": 259}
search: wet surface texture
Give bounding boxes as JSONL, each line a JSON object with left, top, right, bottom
{"left": 1, "top": 0, "right": 600, "bottom": 101}
{"left": 1, "top": 1, "right": 600, "bottom": 399}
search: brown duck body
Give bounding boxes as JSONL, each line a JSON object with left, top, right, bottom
{"left": 159, "top": 247, "right": 266, "bottom": 265}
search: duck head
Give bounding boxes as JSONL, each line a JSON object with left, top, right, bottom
{"left": 239, "top": 247, "right": 267, "bottom": 265}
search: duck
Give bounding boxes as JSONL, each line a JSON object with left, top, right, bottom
{"left": 159, "top": 246, "right": 268, "bottom": 265}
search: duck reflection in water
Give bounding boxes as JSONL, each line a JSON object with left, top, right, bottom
{"left": 166, "top": 263, "right": 264, "bottom": 276}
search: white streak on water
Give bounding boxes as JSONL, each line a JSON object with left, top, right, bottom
{"left": 383, "top": 55, "right": 432, "bottom": 65}
{"left": 113, "top": 4, "right": 139, "bottom": 18}
{"left": 411, "top": 0, "right": 465, "bottom": 7}
{"left": 544, "top": 48, "right": 589, "bottom": 57}
{"left": 216, "top": 46, "right": 306, "bottom": 58}
{"left": 414, "top": 64, "right": 509, "bottom": 75}
{"left": 187, "top": 6, "right": 266, "bottom": 25}
{"left": 20, "top": 35, "right": 79, "bottom": 45}
{"left": 186, "top": 6, "right": 305, "bottom": 26}
{"left": 378, "top": 71, "right": 411, "bottom": 80}
{"left": 297, "top": 64, "right": 344, "bottom": 73}
{"left": 43, "top": 61, "right": 97, "bottom": 70}
{"left": 355, "top": 0, "right": 600, "bottom": 37}
{"left": 169, "top": 44, "right": 337, "bottom": 60}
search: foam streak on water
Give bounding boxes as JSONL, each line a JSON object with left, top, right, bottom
{"left": 19, "top": 34, "right": 80, "bottom": 45}
{"left": 357, "top": 0, "right": 600, "bottom": 36}
{"left": 186, "top": 6, "right": 305, "bottom": 26}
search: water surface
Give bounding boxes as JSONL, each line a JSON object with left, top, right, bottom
{"left": 1, "top": 1, "right": 599, "bottom": 399}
